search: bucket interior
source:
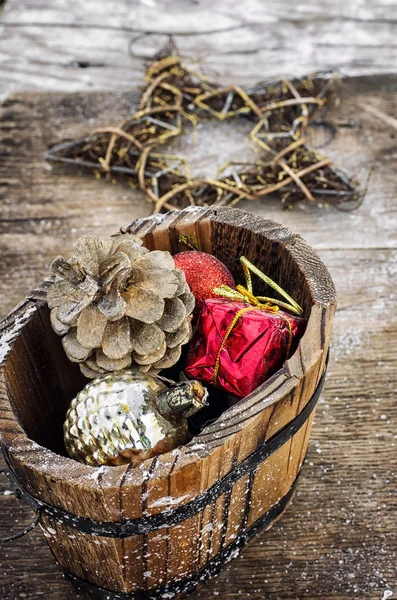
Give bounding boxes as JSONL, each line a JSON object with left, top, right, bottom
{"left": 3, "top": 217, "right": 314, "bottom": 457}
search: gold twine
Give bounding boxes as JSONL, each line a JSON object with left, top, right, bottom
{"left": 211, "top": 257, "right": 302, "bottom": 385}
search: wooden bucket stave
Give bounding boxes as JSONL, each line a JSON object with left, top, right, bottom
{"left": 0, "top": 207, "right": 336, "bottom": 598}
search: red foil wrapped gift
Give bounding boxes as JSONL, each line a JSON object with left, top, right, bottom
{"left": 185, "top": 298, "right": 306, "bottom": 398}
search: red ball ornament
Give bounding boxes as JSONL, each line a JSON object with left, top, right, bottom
{"left": 174, "top": 251, "right": 235, "bottom": 319}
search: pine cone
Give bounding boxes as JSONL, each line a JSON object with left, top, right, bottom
{"left": 46, "top": 234, "right": 195, "bottom": 378}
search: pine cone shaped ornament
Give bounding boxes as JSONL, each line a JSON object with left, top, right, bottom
{"left": 46, "top": 234, "right": 195, "bottom": 378}
{"left": 64, "top": 371, "right": 208, "bottom": 466}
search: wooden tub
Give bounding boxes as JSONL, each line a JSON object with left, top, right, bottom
{"left": 0, "top": 207, "right": 336, "bottom": 599}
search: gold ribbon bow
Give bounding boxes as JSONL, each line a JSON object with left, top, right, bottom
{"left": 211, "top": 257, "right": 303, "bottom": 385}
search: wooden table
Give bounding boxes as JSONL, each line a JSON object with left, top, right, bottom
{"left": 0, "top": 2, "right": 396, "bottom": 599}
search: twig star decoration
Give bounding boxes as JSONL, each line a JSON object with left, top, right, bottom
{"left": 46, "top": 48, "right": 363, "bottom": 213}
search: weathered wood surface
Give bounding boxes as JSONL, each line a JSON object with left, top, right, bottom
{"left": 1, "top": 0, "right": 397, "bottom": 100}
{"left": 0, "top": 15, "right": 396, "bottom": 600}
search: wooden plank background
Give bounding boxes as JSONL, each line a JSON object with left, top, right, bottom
{"left": 0, "top": 0, "right": 397, "bottom": 100}
{"left": 0, "top": 1, "right": 396, "bottom": 599}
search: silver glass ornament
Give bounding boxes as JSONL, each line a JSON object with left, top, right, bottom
{"left": 64, "top": 370, "right": 208, "bottom": 466}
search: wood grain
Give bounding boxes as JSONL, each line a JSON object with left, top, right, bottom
{"left": 0, "top": 66, "right": 396, "bottom": 600}
{"left": 0, "top": 0, "right": 397, "bottom": 100}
